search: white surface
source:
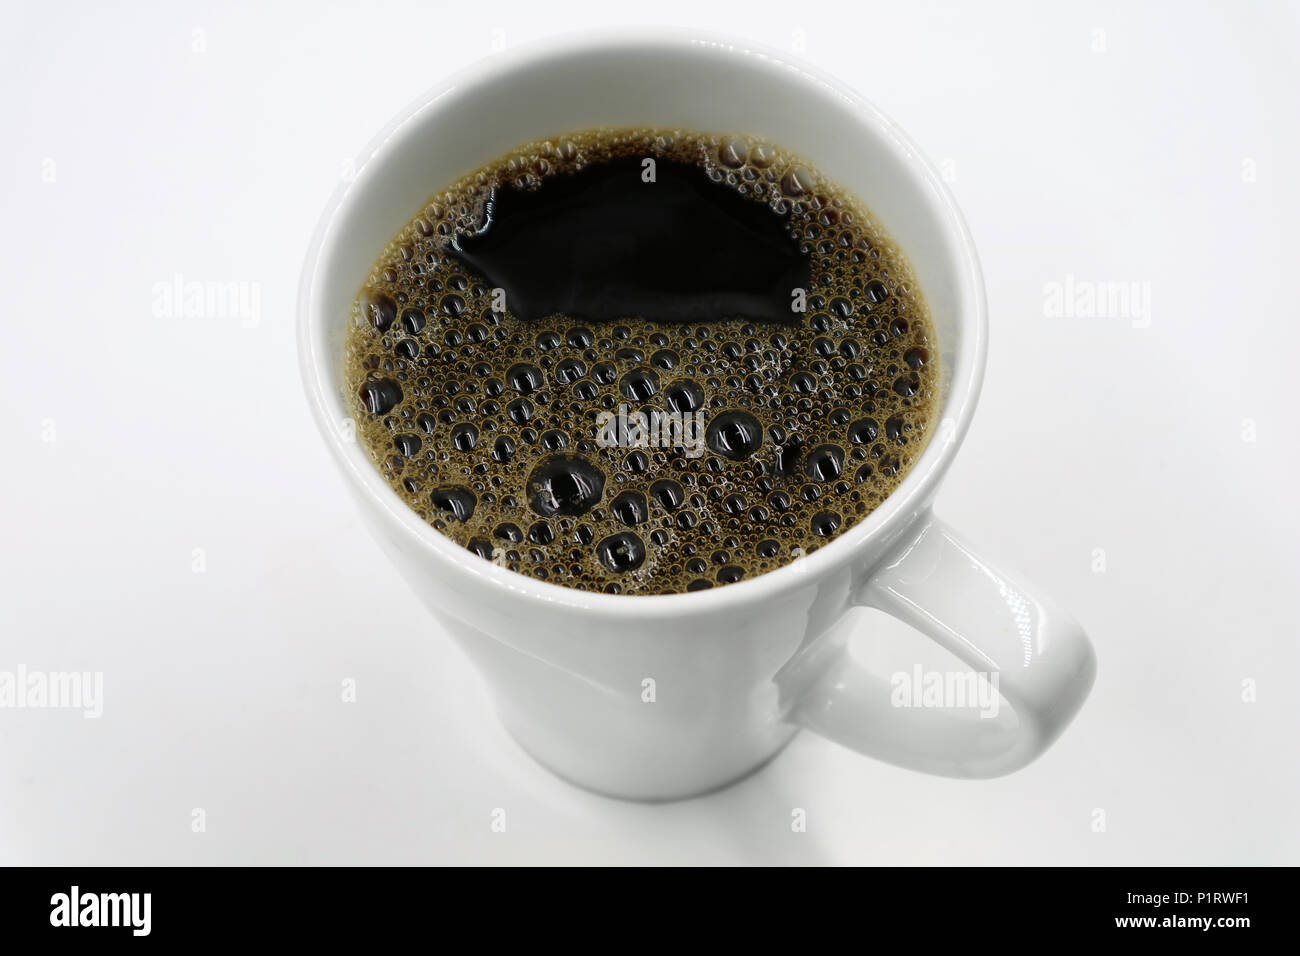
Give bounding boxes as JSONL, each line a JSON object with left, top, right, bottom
{"left": 1, "top": 0, "right": 1296, "bottom": 865}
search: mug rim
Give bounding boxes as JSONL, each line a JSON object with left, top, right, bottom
{"left": 297, "top": 26, "right": 988, "bottom": 617}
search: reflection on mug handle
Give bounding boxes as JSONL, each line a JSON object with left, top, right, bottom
{"left": 795, "top": 511, "right": 1096, "bottom": 777}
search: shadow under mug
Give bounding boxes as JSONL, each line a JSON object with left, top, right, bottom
{"left": 298, "top": 29, "right": 1097, "bottom": 801}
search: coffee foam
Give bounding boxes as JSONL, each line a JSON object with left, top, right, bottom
{"left": 345, "top": 127, "right": 939, "bottom": 595}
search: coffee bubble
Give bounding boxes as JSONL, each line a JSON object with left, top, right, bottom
{"left": 596, "top": 532, "right": 646, "bottom": 573}
{"left": 706, "top": 411, "right": 764, "bottom": 461}
{"left": 527, "top": 456, "right": 606, "bottom": 517}
{"left": 430, "top": 486, "right": 476, "bottom": 522}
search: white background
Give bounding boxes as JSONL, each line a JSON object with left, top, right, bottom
{"left": 2, "top": 0, "right": 1297, "bottom": 865}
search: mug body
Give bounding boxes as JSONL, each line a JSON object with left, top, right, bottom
{"left": 299, "top": 30, "right": 986, "bottom": 799}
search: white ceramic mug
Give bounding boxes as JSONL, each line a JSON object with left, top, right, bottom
{"left": 298, "top": 29, "right": 1096, "bottom": 800}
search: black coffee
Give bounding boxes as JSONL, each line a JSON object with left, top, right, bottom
{"left": 345, "top": 128, "right": 939, "bottom": 595}
{"left": 450, "top": 153, "right": 809, "bottom": 324}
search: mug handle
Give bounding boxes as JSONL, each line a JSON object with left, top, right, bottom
{"left": 794, "top": 511, "right": 1096, "bottom": 777}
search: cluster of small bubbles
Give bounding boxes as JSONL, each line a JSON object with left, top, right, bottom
{"left": 345, "top": 127, "right": 939, "bottom": 595}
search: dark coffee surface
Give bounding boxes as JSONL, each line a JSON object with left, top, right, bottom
{"left": 451, "top": 154, "right": 809, "bottom": 324}
{"left": 345, "top": 128, "right": 939, "bottom": 595}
